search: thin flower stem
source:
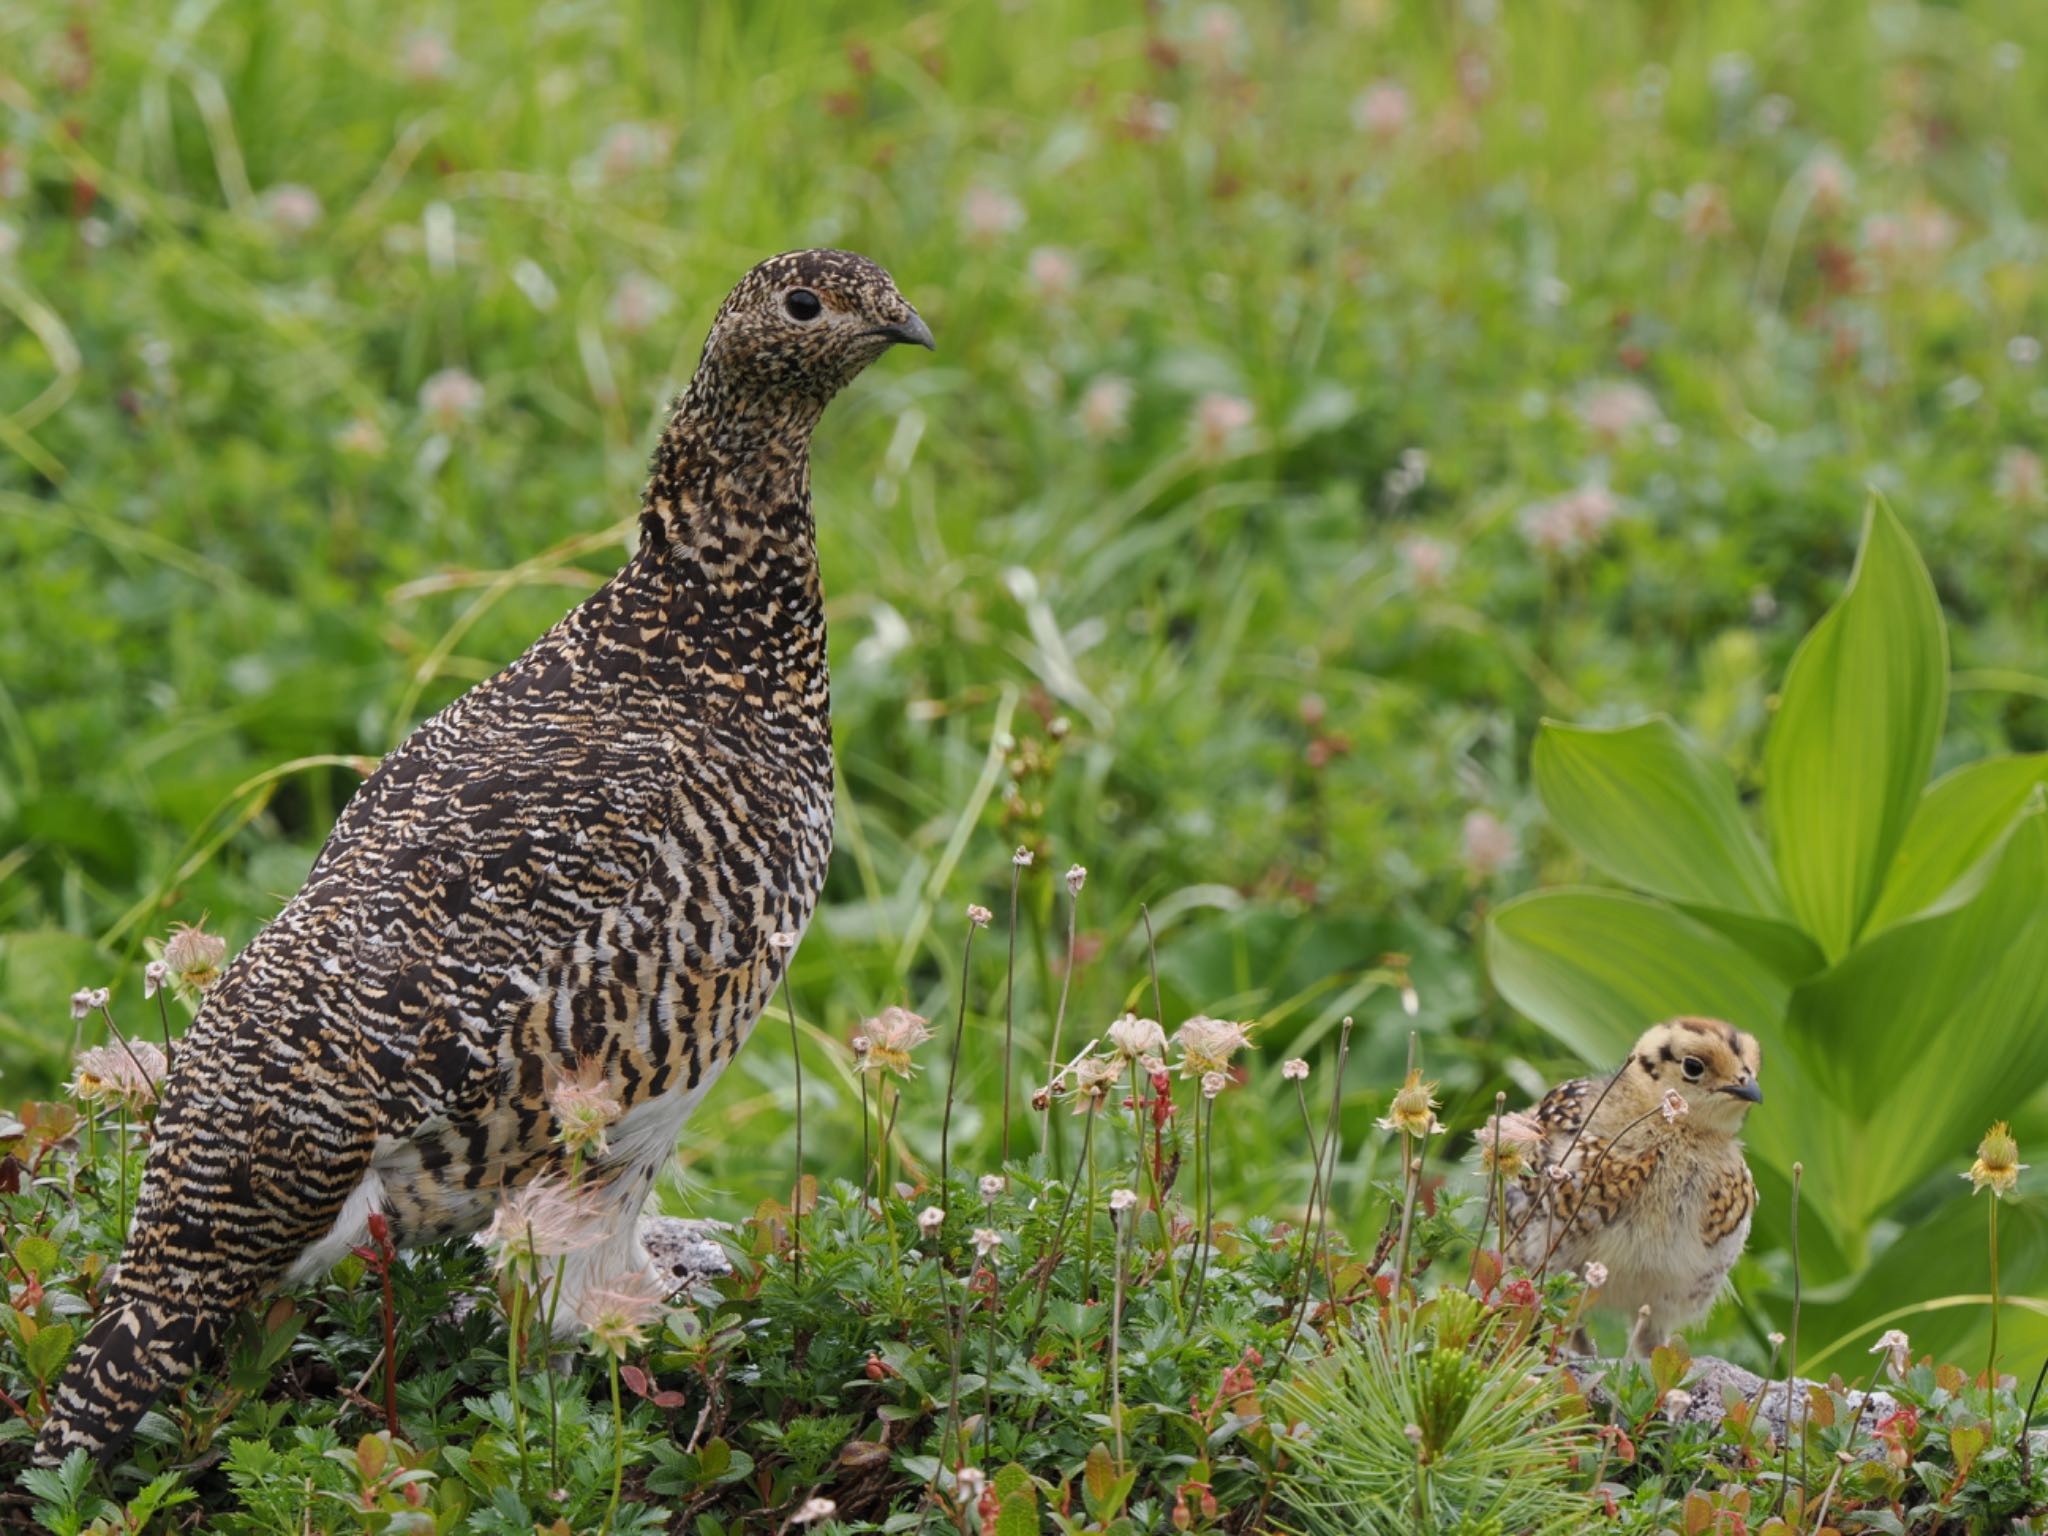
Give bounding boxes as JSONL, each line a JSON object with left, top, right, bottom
{"left": 1129, "top": 1057, "right": 1173, "bottom": 1312}
{"left": 779, "top": 966, "right": 803, "bottom": 1285}
{"left": 153, "top": 991, "right": 176, "bottom": 1078}
{"left": 1773, "top": 1163, "right": 1804, "bottom": 1522}
{"left": 1002, "top": 862, "right": 1021, "bottom": 1164}
{"left": 940, "top": 923, "right": 980, "bottom": 1199}
{"left": 1989, "top": 1193, "right": 2002, "bottom": 1398}
{"left": 1041, "top": 884, "right": 1081, "bottom": 1168}
{"left": 1029, "top": 1104, "right": 1097, "bottom": 1336}
{"left": 982, "top": 1256, "right": 998, "bottom": 1461}
{"left": 1082, "top": 1107, "right": 1098, "bottom": 1306}
{"left": 1140, "top": 903, "right": 1164, "bottom": 1023}
{"left": 96, "top": 1001, "right": 162, "bottom": 1099}
{"left": 1110, "top": 1213, "right": 1130, "bottom": 1470}
{"left": 859, "top": 1069, "right": 872, "bottom": 1196}
{"left": 1188, "top": 1094, "right": 1217, "bottom": 1332}
{"left": 1289, "top": 1018, "right": 1352, "bottom": 1355}
{"left": 2015, "top": 1351, "right": 2048, "bottom": 1484}
{"left": 602, "top": 1353, "right": 624, "bottom": 1536}
{"left": 1393, "top": 1140, "right": 1420, "bottom": 1293}
{"left": 115, "top": 1103, "right": 129, "bottom": 1238}
{"left": 1284, "top": 1080, "right": 1326, "bottom": 1333}
{"left": 509, "top": 1249, "right": 532, "bottom": 1499}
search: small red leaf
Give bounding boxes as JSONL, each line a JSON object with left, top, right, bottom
{"left": 620, "top": 1364, "right": 651, "bottom": 1397}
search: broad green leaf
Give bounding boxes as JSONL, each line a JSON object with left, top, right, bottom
{"left": 1534, "top": 716, "right": 1786, "bottom": 917}
{"left": 1673, "top": 904, "right": 1827, "bottom": 985}
{"left": 1764, "top": 498, "right": 1947, "bottom": 960}
{"left": 1865, "top": 755, "right": 2048, "bottom": 933}
{"left": 1486, "top": 889, "right": 1789, "bottom": 1065}
{"left": 1788, "top": 803, "right": 2048, "bottom": 1229}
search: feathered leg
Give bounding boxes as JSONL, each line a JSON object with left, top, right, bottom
{"left": 34, "top": 1069, "right": 376, "bottom": 1466}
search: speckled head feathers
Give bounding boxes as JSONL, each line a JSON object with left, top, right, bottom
{"left": 696, "top": 249, "right": 932, "bottom": 402}
{"left": 1630, "top": 1016, "right": 1762, "bottom": 1129}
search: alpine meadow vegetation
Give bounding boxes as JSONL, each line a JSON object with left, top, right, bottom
{"left": 5, "top": 0, "right": 2048, "bottom": 1530}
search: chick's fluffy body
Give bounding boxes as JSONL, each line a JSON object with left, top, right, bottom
{"left": 1505, "top": 1017, "right": 1761, "bottom": 1355}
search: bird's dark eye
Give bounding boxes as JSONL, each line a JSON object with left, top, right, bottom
{"left": 1681, "top": 1056, "right": 1705, "bottom": 1081}
{"left": 785, "top": 289, "right": 822, "bottom": 321}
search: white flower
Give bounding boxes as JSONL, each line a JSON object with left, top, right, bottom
{"left": 1401, "top": 984, "right": 1420, "bottom": 1018}
{"left": 1064, "top": 864, "right": 1087, "bottom": 897}
{"left": 1659, "top": 1088, "right": 1689, "bottom": 1122}
{"left": 978, "top": 1174, "right": 1004, "bottom": 1203}
{"left": 1661, "top": 1388, "right": 1694, "bottom": 1422}
{"left": 1282, "top": 1058, "right": 1310, "bottom": 1082}
{"left": 1201, "top": 1070, "right": 1228, "bottom": 1100}
{"left": 418, "top": 368, "right": 483, "bottom": 430}
{"left": 1870, "top": 1328, "right": 1912, "bottom": 1382}
{"left": 791, "top": 1497, "right": 838, "bottom": 1525}
{"left": 69, "top": 987, "right": 108, "bottom": 1021}
{"left": 768, "top": 930, "right": 799, "bottom": 952}
{"left": 1583, "top": 1261, "right": 1609, "bottom": 1289}
{"left": 1768, "top": 1330, "right": 1786, "bottom": 1348}
{"left": 142, "top": 960, "right": 169, "bottom": 1000}
{"left": 918, "top": 1206, "right": 946, "bottom": 1237}
{"left": 1109, "top": 1188, "right": 1138, "bottom": 1212}
{"left": 1076, "top": 376, "right": 1134, "bottom": 442}
{"left": 966, "top": 904, "right": 993, "bottom": 929}
{"left": 971, "top": 1228, "right": 1002, "bottom": 1258}
{"left": 955, "top": 1465, "right": 989, "bottom": 1504}
{"left": 1012, "top": 846, "right": 1034, "bottom": 867}
{"left": 1107, "top": 1013, "right": 1167, "bottom": 1060}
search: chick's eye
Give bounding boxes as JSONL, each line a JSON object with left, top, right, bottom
{"left": 785, "top": 289, "right": 822, "bottom": 321}
{"left": 1681, "top": 1056, "right": 1705, "bottom": 1081}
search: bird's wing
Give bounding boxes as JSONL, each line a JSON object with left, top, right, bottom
{"left": 1700, "top": 1160, "right": 1757, "bottom": 1246}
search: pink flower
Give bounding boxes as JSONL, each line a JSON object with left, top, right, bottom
{"left": 961, "top": 186, "right": 1024, "bottom": 244}
{"left": 1399, "top": 535, "right": 1454, "bottom": 591}
{"left": 418, "top": 368, "right": 484, "bottom": 431}
{"left": 966, "top": 904, "right": 993, "bottom": 928}
{"left": 1575, "top": 381, "right": 1660, "bottom": 443}
{"left": 575, "top": 1267, "right": 668, "bottom": 1357}
{"left": 1028, "top": 246, "right": 1079, "bottom": 301}
{"left": 607, "top": 272, "right": 674, "bottom": 337}
{"left": 1173, "top": 1015, "right": 1251, "bottom": 1077}
{"left": 259, "top": 184, "right": 323, "bottom": 236}
{"left": 398, "top": 30, "right": 455, "bottom": 85}
{"left": 1352, "top": 81, "right": 1412, "bottom": 141}
{"left": 858, "top": 1006, "right": 933, "bottom": 1079}
{"left": 1460, "top": 811, "right": 1517, "bottom": 882}
{"left": 474, "top": 1177, "right": 608, "bottom": 1272}
{"left": 1077, "top": 376, "right": 1134, "bottom": 442}
{"left": 547, "top": 1060, "right": 623, "bottom": 1157}
{"left": 1191, "top": 393, "right": 1254, "bottom": 458}
{"left": 1996, "top": 447, "right": 2045, "bottom": 510}
{"left": 69, "top": 1040, "right": 166, "bottom": 1111}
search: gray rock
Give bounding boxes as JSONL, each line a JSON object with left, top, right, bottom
{"left": 640, "top": 1215, "right": 733, "bottom": 1294}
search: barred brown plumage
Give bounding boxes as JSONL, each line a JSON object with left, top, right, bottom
{"left": 35, "top": 249, "right": 934, "bottom": 1466}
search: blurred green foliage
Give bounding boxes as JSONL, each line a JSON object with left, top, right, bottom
{"left": 3, "top": 0, "right": 2047, "bottom": 1368}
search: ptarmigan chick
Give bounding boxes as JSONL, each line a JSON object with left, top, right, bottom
{"left": 36, "top": 250, "right": 934, "bottom": 1466}
{"left": 1504, "top": 1017, "right": 1761, "bottom": 1357}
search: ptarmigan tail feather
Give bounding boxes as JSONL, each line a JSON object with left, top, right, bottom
{"left": 33, "top": 1292, "right": 232, "bottom": 1466}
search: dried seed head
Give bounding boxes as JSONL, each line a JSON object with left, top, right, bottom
{"left": 1376, "top": 1069, "right": 1443, "bottom": 1138}
{"left": 1965, "top": 1121, "right": 2026, "bottom": 1199}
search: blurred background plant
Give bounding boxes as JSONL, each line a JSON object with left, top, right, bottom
{"left": 2, "top": 0, "right": 2047, "bottom": 1384}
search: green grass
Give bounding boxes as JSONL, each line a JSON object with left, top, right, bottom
{"left": 3, "top": 0, "right": 2047, "bottom": 1372}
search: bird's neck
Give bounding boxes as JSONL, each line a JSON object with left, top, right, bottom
{"left": 606, "top": 384, "right": 831, "bottom": 715}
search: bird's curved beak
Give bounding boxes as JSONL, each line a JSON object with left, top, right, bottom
{"left": 1722, "top": 1078, "right": 1763, "bottom": 1104}
{"left": 880, "top": 310, "right": 936, "bottom": 350}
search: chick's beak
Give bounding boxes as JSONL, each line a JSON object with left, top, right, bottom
{"left": 1723, "top": 1078, "right": 1763, "bottom": 1104}
{"left": 880, "top": 309, "right": 936, "bottom": 350}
